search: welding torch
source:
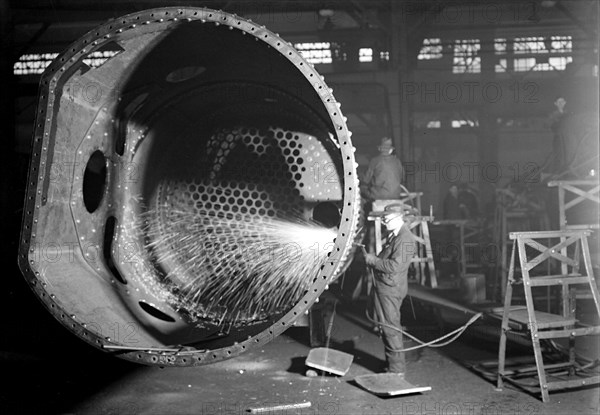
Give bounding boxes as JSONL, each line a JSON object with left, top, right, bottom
{"left": 353, "top": 242, "right": 368, "bottom": 256}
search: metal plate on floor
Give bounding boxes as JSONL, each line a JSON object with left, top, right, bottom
{"left": 305, "top": 347, "right": 353, "bottom": 376}
{"left": 354, "top": 373, "right": 431, "bottom": 396}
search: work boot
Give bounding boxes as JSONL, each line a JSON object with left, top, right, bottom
{"left": 377, "top": 362, "right": 389, "bottom": 373}
{"left": 378, "top": 363, "right": 405, "bottom": 378}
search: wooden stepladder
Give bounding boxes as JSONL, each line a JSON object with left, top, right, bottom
{"left": 406, "top": 214, "right": 437, "bottom": 288}
{"left": 497, "top": 230, "right": 600, "bottom": 402}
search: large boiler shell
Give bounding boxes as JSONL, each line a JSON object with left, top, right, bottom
{"left": 18, "top": 8, "right": 360, "bottom": 366}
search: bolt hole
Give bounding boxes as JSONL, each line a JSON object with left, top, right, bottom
{"left": 82, "top": 150, "right": 107, "bottom": 213}
{"left": 103, "top": 216, "right": 127, "bottom": 284}
{"left": 139, "top": 301, "right": 176, "bottom": 322}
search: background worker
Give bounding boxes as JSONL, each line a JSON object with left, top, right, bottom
{"left": 361, "top": 137, "right": 405, "bottom": 201}
{"left": 443, "top": 184, "right": 462, "bottom": 220}
{"left": 363, "top": 207, "right": 416, "bottom": 376}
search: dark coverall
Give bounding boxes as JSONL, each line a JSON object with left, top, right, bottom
{"left": 365, "top": 224, "right": 416, "bottom": 373}
{"left": 362, "top": 154, "right": 404, "bottom": 200}
{"left": 361, "top": 154, "right": 405, "bottom": 255}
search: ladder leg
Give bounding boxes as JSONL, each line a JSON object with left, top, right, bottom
{"left": 500, "top": 210, "right": 508, "bottom": 300}
{"left": 497, "top": 280, "right": 513, "bottom": 390}
{"left": 498, "top": 241, "right": 516, "bottom": 390}
{"left": 581, "top": 236, "right": 600, "bottom": 317}
{"left": 492, "top": 207, "right": 501, "bottom": 300}
{"left": 418, "top": 224, "right": 427, "bottom": 287}
{"left": 518, "top": 238, "right": 549, "bottom": 403}
{"left": 567, "top": 287, "right": 576, "bottom": 370}
{"left": 422, "top": 221, "right": 437, "bottom": 288}
{"left": 532, "top": 336, "right": 550, "bottom": 403}
{"left": 459, "top": 224, "right": 466, "bottom": 277}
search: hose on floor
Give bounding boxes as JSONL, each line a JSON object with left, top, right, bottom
{"left": 366, "top": 308, "right": 483, "bottom": 353}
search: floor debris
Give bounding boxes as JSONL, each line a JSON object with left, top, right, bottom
{"left": 354, "top": 373, "right": 432, "bottom": 396}
{"left": 305, "top": 347, "right": 353, "bottom": 376}
{"left": 247, "top": 401, "right": 311, "bottom": 413}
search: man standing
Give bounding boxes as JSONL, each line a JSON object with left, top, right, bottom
{"left": 443, "top": 184, "right": 461, "bottom": 220}
{"left": 364, "top": 208, "right": 416, "bottom": 376}
{"left": 548, "top": 96, "right": 569, "bottom": 174}
{"left": 362, "top": 137, "right": 405, "bottom": 201}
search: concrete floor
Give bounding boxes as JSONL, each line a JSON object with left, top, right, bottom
{"left": 3, "top": 292, "right": 598, "bottom": 415}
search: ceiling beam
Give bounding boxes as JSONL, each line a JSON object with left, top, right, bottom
{"left": 554, "top": 0, "right": 598, "bottom": 39}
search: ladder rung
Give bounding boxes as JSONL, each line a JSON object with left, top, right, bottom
{"left": 565, "top": 224, "right": 600, "bottom": 230}
{"left": 547, "top": 376, "right": 600, "bottom": 391}
{"left": 536, "top": 273, "right": 581, "bottom": 279}
{"left": 410, "top": 258, "right": 433, "bottom": 263}
{"left": 529, "top": 275, "right": 589, "bottom": 287}
{"left": 501, "top": 361, "right": 572, "bottom": 375}
{"left": 506, "top": 328, "right": 530, "bottom": 336}
{"left": 537, "top": 325, "right": 600, "bottom": 339}
{"left": 508, "top": 309, "right": 577, "bottom": 329}
{"left": 575, "top": 292, "right": 595, "bottom": 300}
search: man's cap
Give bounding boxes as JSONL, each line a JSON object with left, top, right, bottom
{"left": 378, "top": 137, "right": 394, "bottom": 152}
{"left": 382, "top": 204, "right": 405, "bottom": 221}
{"left": 382, "top": 203, "right": 420, "bottom": 221}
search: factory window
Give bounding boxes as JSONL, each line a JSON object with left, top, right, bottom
{"left": 495, "top": 58, "right": 508, "bottom": 73}
{"left": 514, "top": 57, "right": 536, "bottom": 72}
{"left": 495, "top": 38, "right": 507, "bottom": 55}
{"left": 495, "top": 35, "right": 572, "bottom": 73}
{"left": 513, "top": 35, "right": 572, "bottom": 55}
{"left": 418, "top": 38, "right": 443, "bottom": 60}
{"left": 514, "top": 56, "right": 573, "bottom": 72}
{"left": 514, "top": 36, "right": 547, "bottom": 54}
{"left": 13, "top": 53, "right": 59, "bottom": 75}
{"left": 294, "top": 42, "right": 333, "bottom": 64}
{"left": 415, "top": 111, "right": 478, "bottom": 129}
{"left": 451, "top": 119, "right": 477, "bottom": 128}
{"left": 534, "top": 56, "right": 573, "bottom": 71}
{"left": 82, "top": 50, "right": 120, "bottom": 67}
{"left": 359, "top": 48, "right": 373, "bottom": 63}
{"left": 453, "top": 39, "right": 480, "bottom": 73}
{"left": 551, "top": 36, "right": 572, "bottom": 53}
{"left": 380, "top": 51, "right": 390, "bottom": 61}
{"left": 413, "top": 112, "right": 442, "bottom": 129}
{"left": 14, "top": 50, "right": 120, "bottom": 75}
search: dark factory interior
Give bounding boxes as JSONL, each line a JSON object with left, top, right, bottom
{"left": 1, "top": 1, "right": 599, "bottom": 414}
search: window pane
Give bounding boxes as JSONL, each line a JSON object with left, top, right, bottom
{"left": 294, "top": 42, "right": 333, "bottom": 64}
{"left": 418, "top": 38, "right": 443, "bottom": 60}
{"left": 453, "top": 39, "right": 481, "bottom": 73}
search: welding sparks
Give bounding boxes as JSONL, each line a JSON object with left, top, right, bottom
{"left": 140, "top": 198, "right": 337, "bottom": 327}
